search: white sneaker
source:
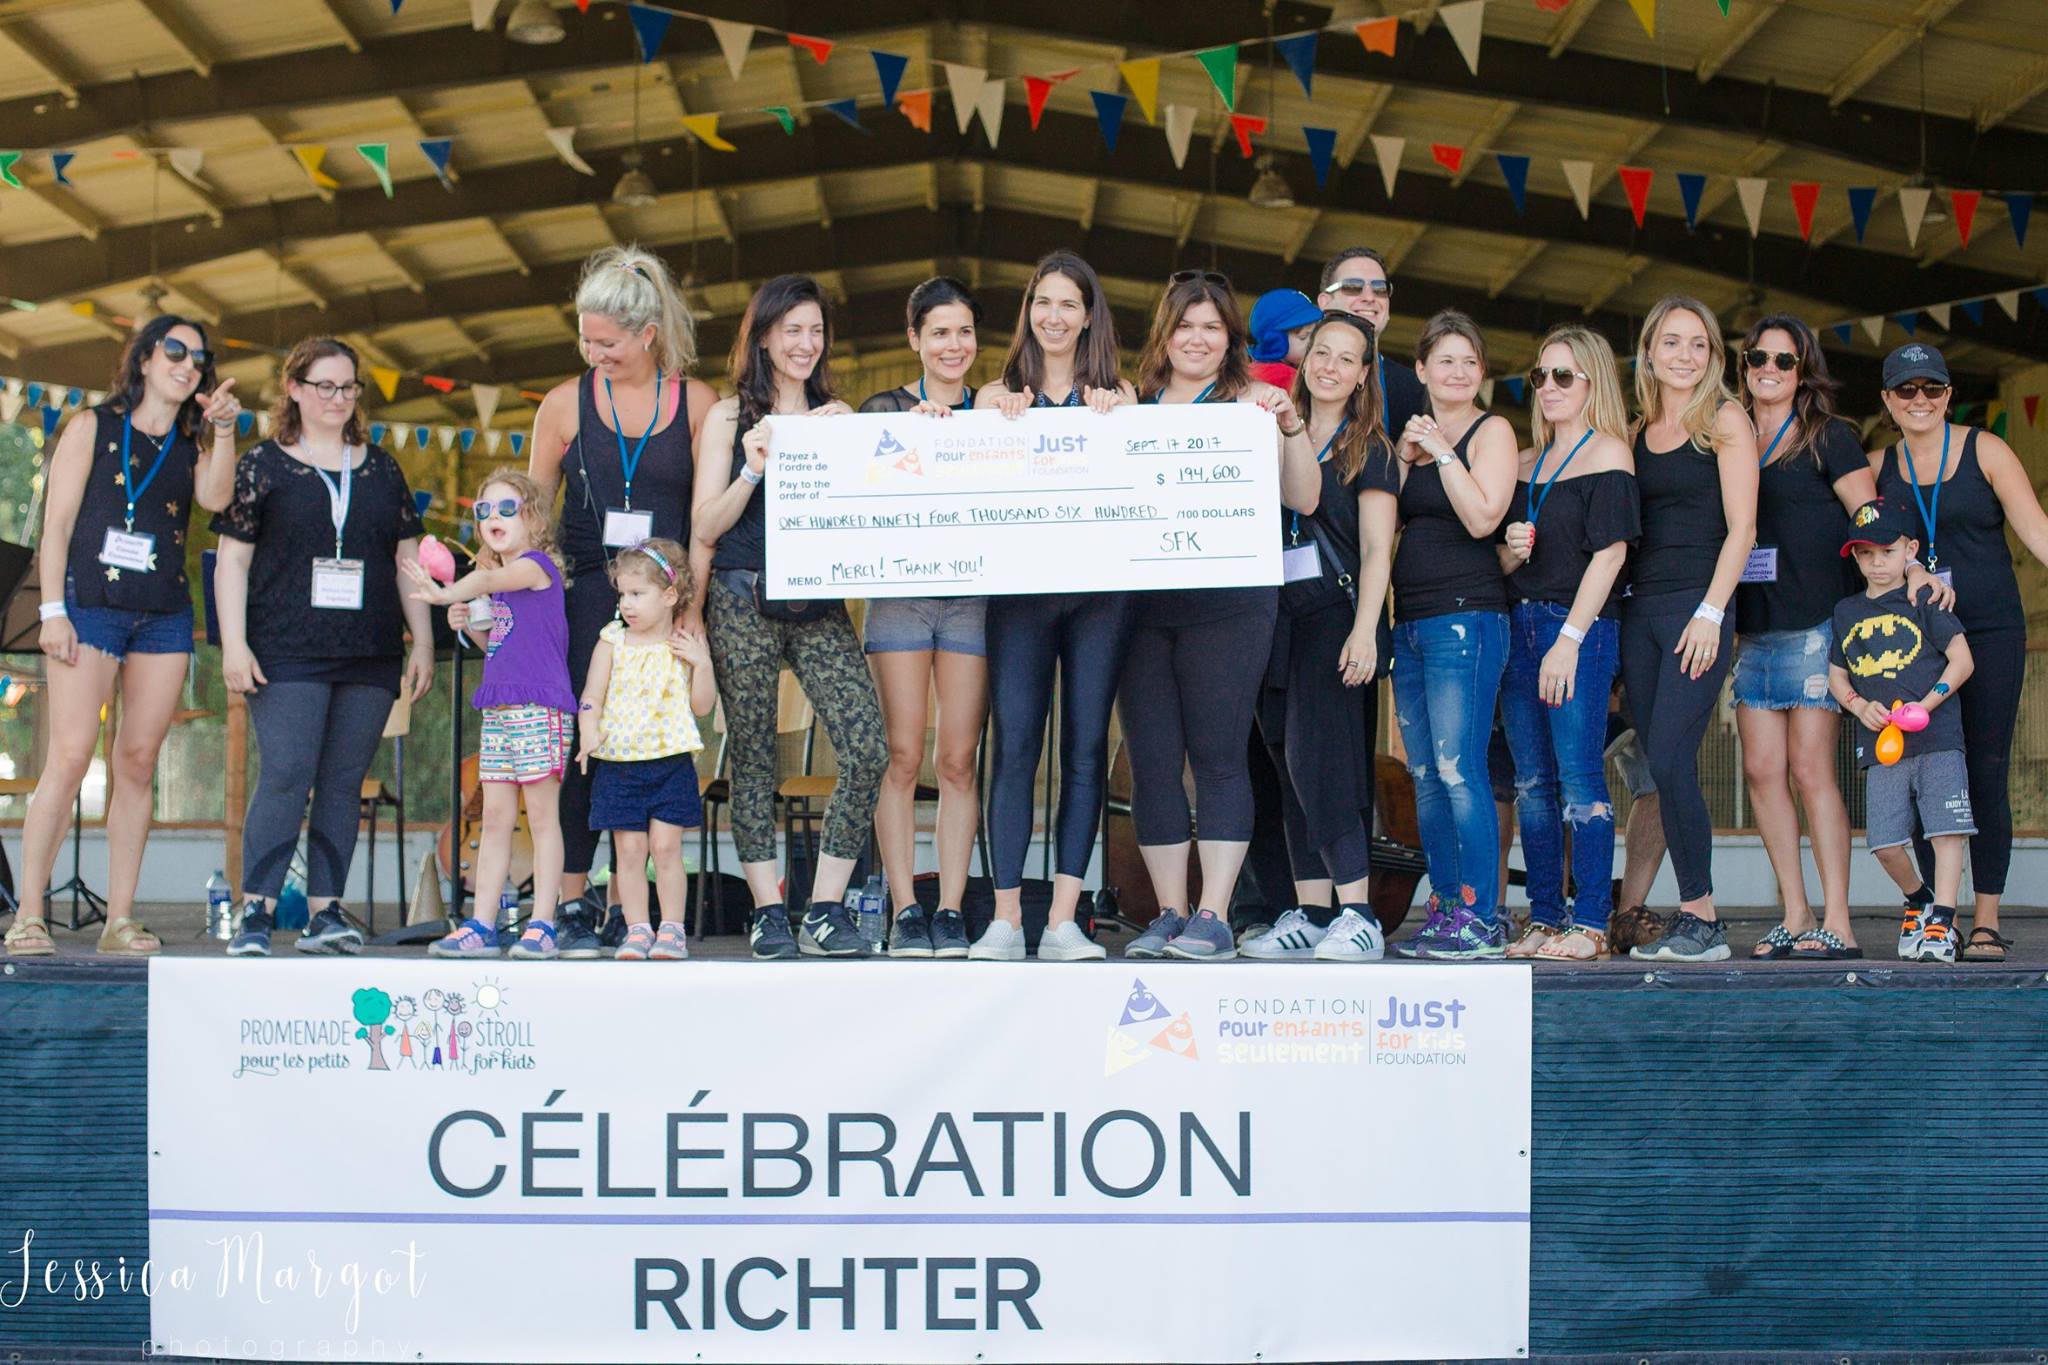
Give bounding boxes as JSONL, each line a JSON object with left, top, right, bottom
{"left": 1037, "top": 921, "right": 1107, "bottom": 961}
{"left": 1313, "top": 907, "right": 1386, "bottom": 961}
{"left": 967, "top": 919, "right": 1025, "bottom": 961}
{"left": 1241, "top": 908, "right": 1327, "bottom": 960}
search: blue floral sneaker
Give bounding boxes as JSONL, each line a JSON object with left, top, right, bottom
{"left": 1163, "top": 910, "right": 1238, "bottom": 960}
{"left": 1125, "top": 909, "right": 1185, "bottom": 959}
{"left": 428, "top": 917, "right": 501, "bottom": 958}
{"left": 1402, "top": 901, "right": 1506, "bottom": 960}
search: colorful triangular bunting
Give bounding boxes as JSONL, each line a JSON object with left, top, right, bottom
{"left": 1303, "top": 125, "right": 1336, "bottom": 190}
{"left": 872, "top": 50, "right": 909, "bottom": 107}
{"left": 1897, "top": 186, "right": 1931, "bottom": 249}
{"left": 625, "top": 3, "right": 671, "bottom": 62}
{"left": 1355, "top": 17, "right": 1397, "bottom": 57}
{"left": 1440, "top": 0, "right": 1486, "bottom": 75}
{"left": 1625, "top": 0, "right": 1656, "bottom": 37}
{"left": 977, "top": 81, "right": 1007, "bottom": 149}
{"left": 1274, "top": 32, "right": 1318, "bottom": 96}
{"left": 1846, "top": 186, "right": 1876, "bottom": 243}
{"left": 944, "top": 64, "right": 988, "bottom": 135}
{"left": 1228, "top": 114, "right": 1266, "bottom": 159}
{"left": 1788, "top": 181, "right": 1819, "bottom": 241}
{"left": 681, "top": 114, "right": 735, "bottom": 151}
{"left": 1561, "top": 159, "right": 1593, "bottom": 219}
{"left": 544, "top": 127, "right": 595, "bottom": 175}
{"left": 50, "top": 151, "right": 73, "bottom": 186}
{"left": 1735, "top": 176, "right": 1768, "bottom": 236}
{"left": 1430, "top": 142, "right": 1464, "bottom": 174}
{"left": 419, "top": 138, "right": 454, "bottom": 189}
{"left": 1372, "top": 135, "right": 1406, "bottom": 198}
{"left": 2003, "top": 193, "right": 2032, "bottom": 248}
{"left": 708, "top": 19, "right": 753, "bottom": 80}
{"left": 290, "top": 145, "right": 339, "bottom": 190}
{"left": 1091, "top": 90, "right": 1128, "bottom": 152}
{"left": 1618, "top": 167, "right": 1653, "bottom": 227}
{"left": 1950, "top": 190, "right": 1980, "bottom": 247}
{"left": 823, "top": 99, "right": 862, "bottom": 131}
{"left": 357, "top": 143, "right": 393, "bottom": 197}
{"left": 1195, "top": 44, "right": 1238, "bottom": 110}
{"left": 1162, "top": 103, "right": 1195, "bottom": 169}
{"left": 763, "top": 106, "right": 795, "bottom": 135}
{"left": 787, "top": 33, "right": 833, "bottom": 64}
{"left": 898, "top": 89, "right": 933, "bottom": 133}
{"left": 1676, "top": 172, "right": 1705, "bottom": 229}
{"left": 1859, "top": 316, "right": 1884, "bottom": 346}
{"left": 1119, "top": 58, "right": 1160, "bottom": 124}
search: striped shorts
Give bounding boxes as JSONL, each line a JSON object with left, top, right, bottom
{"left": 479, "top": 704, "right": 573, "bottom": 784}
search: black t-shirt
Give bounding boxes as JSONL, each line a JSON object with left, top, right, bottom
{"left": 1392, "top": 416, "right": 1510, "bottom": 622}
{"left": 1739, "top": 418, "right": 1866, "bottom": 634}
{"left": 1379, "top": 357, "right": 1429, "bottom": 438}
{"left": 1630, "top": 431, "right": 1727, "bottom": 601}
{"left": 65, "top": 405, "right": 198, "bottom": 614}
{"left": 1506, "top": 469, "right": 1640, "bottom": 615}
{"left": 210, "top": 441, "right": 422, "bottom": 683}
{"left": 859, "top": 385, "right": 973, "bottom": 414}
{"left": 1828, "top": 585, "right": 1965, "bottom": 767}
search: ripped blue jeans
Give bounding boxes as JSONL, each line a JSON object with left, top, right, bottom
{"left": 1501, "top": 601, "right": 1620, "bottom": 932}
{"left": 1392, "top": 611, "right": 1508, "bottom": 923}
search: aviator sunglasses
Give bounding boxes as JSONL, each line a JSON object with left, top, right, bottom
{"left": 1527, "top": 366, "right": 1590, "bottom": 391}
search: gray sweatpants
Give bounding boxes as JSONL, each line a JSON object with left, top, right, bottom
{"left": 243, "top": 679, "right": 394, "bottom": 899}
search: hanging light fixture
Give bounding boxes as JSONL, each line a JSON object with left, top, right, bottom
{"left": 506, "top": 0, "right": 564, "bottom": 45}
{"left": 1249, "top": 154, "right": 1294, "bottom": 209}
{"left": 612, "top": 65, "right": 657, "bottom": 206}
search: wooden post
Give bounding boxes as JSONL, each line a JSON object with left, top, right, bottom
{"left": 224, "top": 690, "right": 247, "bottom": 898}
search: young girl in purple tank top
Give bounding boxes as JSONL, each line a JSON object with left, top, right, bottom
{"left": 402, "top": 469, "right": 577, "bottom": 961}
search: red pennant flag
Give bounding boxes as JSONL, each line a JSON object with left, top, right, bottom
{"left": 1950, "top": 190, "right": 1981, "bottom": 247}
{"left": 2025, "top": 394, "right": 2040, "bottom": 427}
{"left": 1354, "top": 17, "right": 1397, "bottom": 56}
{"left": 1617, "top": 165, "right": 1653, "bottom": 227}
{"left": 1788, "top": 181, "right": 1821, "bottom": 241}
{"left": 1024, "top": 76, "right": 1057, "bottom": 128}
{"left": 1228, "top": 113, "right": 1266, "bottom": 158}
{"left": 575, "top": 0, "right": 589, "bottom": 9}
{"left": 421, "top": 375, "right": 456, "bottom": 394}
{"left": 1534, "top": 0, "right": 1568, "bottom": 9}
{"left": 1429, "top": 142, "right": 1464, "bottom": 174}
{"left": 897, "top": 89, "right": 932, "bottom": 132}
{"left": 787, "top": 32, "right": 834, "bottom": 64}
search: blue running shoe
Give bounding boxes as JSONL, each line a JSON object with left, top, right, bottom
{"left": 429, "top": 917, "right": 501, "bottom": 958}
{"left": 1163, "top": 909, "right": 1238, "bottom": 960}
{"left": 227, "top": 900, "right": 273, "bottom": 958}
{"left": 750, "top": 904, "right": 798, "bottom": 960}
{"left": 928, "top": 909, "right": 970, "bottom": 959}
{"left": 1404, "top": 902, "right": 1507, "bottom": 960}
{"left": 800, "top": 901, "right": 871, "bottom": 958}
{"left": 296, "top": 903, "right": 365, "bottom": 955}
{"left": 1125, "top": 909, "right": 1185, "bottom": 959}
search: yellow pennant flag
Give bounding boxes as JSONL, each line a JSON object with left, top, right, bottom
{"left": 1118, "top": 58, "right": 1160, "bottom": 124}
{"left": 680, "top": 113, "right": 736, "bottom": 152}
{"left": 368, "top": 366, "right": 400, "bottom": 402}
{"left": 1624, "top": 0, "right": 1655, "bottom": 37}
{"left": 291, "top": 145, "right": 339, "bottom": 189}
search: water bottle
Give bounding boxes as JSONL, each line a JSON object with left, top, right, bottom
{"left": 858, "top": 873, "right": 886, "bottom": 952}
{"left": 204, "top": 870, "right": 233, "bottom": 941}
{"left": 497, "top": 881, "right": 519, "bottom": 933}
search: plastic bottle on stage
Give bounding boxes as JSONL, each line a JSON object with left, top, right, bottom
{"left": 858, "top": 873, "right": 886, "bottom": 952}
{"left": 204, "top": 870, "right": 234, "bottom": 941}
{"left": 497, "top": 882, "right": 519, "bottom": 932}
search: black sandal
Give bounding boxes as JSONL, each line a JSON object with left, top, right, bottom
{"left": 1791, "top": 928, "right": 1863, "bottom": 960}
{"left": 1961, "top": 926, "right": 2014, "bottom": 962}
{"left": 1750, "top": 925, "right": 1800, "bottom": 960}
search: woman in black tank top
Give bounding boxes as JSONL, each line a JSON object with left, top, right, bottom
{"left": 527, "top": 247, "right": 718, "bottom": 925}
{"left": 1875, "top": 341, "right": 2048, "bottom": 958}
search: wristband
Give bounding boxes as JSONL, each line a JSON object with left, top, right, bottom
{"left": 1692, "top": 602, "right": 1725, "bottom": 626}
{"left": 1279, "top": 422, "right": 1305, "bottom": 438}
{"left": 739, "top": 465, "right": 764, "bottom": 485}
{"left": 210, "top": 415, "right": 237, "bottom": 429}
{"left": 1559, "top": 623, "right": 1587, "bottom": 644}
{"left": 39, "top": 601, "right": 67, "bottom": 622}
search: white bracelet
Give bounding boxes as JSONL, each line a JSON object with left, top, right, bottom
{"left": 1693, "top": 602, "right": 1725, "bottom": 626}
{"left": 739, "top": 465, "right": 764, "bottom": 486}
{"left": 1559, "top": 623, "right": 1587, "bottom": 644}
{"left": 39, "top": 601, "right": 67, "bottom": 621}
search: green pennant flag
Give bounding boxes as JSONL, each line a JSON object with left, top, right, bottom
{"left": 1714, "top": 0, "right": 1730, "bottom": 11}
{"left": 0, "top": 152, "right": 21, "bottom": 188}
{"left": 1991, "top": 411, "right": 2009, "bottom": 438}
{"left": 1195, "top": 44, "right": 1238, "bottom": 110}
{"left": 764, "top": 106, "right": 795, "bottom": 134}
{"left": 356, "top": 143, "right": 394, "bottom": 197}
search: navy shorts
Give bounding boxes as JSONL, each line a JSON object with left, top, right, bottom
{"left": 65, "top": 578, "right": 194, "bottom": 660}
{"left": 590, "top": 752, "right": 704, "bottom": 831}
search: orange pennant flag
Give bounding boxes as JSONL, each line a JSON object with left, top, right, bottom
{"left": 1788, "top": 181, "right": 1820, "bottom": 241}
{"left": 1355, "top": 17, "right": 1397, "bottom": 57}
{"left": 787, "top": 32, "right": 833, "bottom": 64}
{"left": 1430, "top": 142, "right": 1465, "bottom": 174}
{"left": 1950, "top": 190, "right": 1981, "bottom": 247}
{"left": 1228, "top": 113, "right": 1266, "bottom": 159}
{"left": 1618, "top": 165, "right": 1654, "bottom": 226}
{"left": 897, "top": 89, "right": 933, "bottom": 132}
{"left": 421, "top": 375, "right": 456, "bottom": 395}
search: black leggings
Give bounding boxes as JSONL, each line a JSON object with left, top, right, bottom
{"left": 558, "top": 568, "right": 617, "bottom": 877}
{"left": 1258, "top": 601, "right": 1375, "bottom": 887}
{"left": 1619, "top": 591, "right": 1734, "bottom": 903}
{"left": 1915, "top": 626, "right": 2023, "bottom": 897}
{"left": 243, "top": 679, "right": 395, "bottom": 899}
{"left": 1119, "top": 600, "right": 1277, "bottom": 847}
{"left": 985, "top": 592, "right": 1133, "bottom": 888}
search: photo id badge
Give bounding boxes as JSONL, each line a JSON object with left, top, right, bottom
{"left": 98, "top": 527, "right": 157, "bottom": 572}
{"left": 311, "top": 558, "right": 366, "bottom": 610}
{"left": 1282, "top": 542, "right": 1323, "bottom": 583}
{"left": 603, "top": 507, "right": 654, "bottom": 548}
{"left": 1739, "top": 546, "right": 1779, "bottom": 583}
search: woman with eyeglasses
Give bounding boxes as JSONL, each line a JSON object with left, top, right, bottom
{"left": 1494, "top": 326, "right": 1638, "bottom": 961}
{"left": 8, "top": 316, "right": 241, "bottom": 959}
{"left": 1874, "top": 342, "right": 2048, "bottom": 962}
{"left": 527, "top": 246, "right": 718, "bottom": 954}
{"left": 1619, "top": 297, "right": 1759, "bottom": 964}
{"left": 213, "top": 336, "right": 436, "bottom": 957}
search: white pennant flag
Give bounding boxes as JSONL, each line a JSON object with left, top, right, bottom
{"left": 1859, "top": 316, "right": 1885, "bottom": 346}
{"left": 390, "top": 424, "right": 409, "bottom": 452}
{"left": 469, "top": 0, "right": 496, "bottom": 31}
{"left": 258, "top": 412, "right": 275, "bottom": 439}
{"left": 87, "top": 388, "right": 108, "bottom": 406}
{"left": 484, "top": 429, "right": 504, "bottom": 456}
{"left": 3, "top": 378, "right": 19, "bottom": 397}
{"left": 1926, "top": 303, "right": 1952, "bottom": 330}
{"left": 1897, "top": 186, "right": 1931, "bottom": 249}
{"left": 1561, "top": 159, "right": 1594, "bottom": 219}
{"left": 1735, "top": 177, "right": 1769, "bottom": 237}
{"left": 1164, "top": 104, "right": 1197, "bottom": 171}
{"left": 437, "top": 426, "right": 459, "bottom": 453}
{"left": 1996, "top": 289, "right": 2021, "bottom": 321}
{"left": 976, "top": 80, "right": 1006, "bottom": 149}
{"left": 944, "top": 63, "right": 989, "bottom": 135}
{"left": 1371, "top": 135, "right": 1406, "bottom": 198}
{"left": 1440, "top": 0, "right": 1486, "bottom": 75}
{"left": 471, "top": 383, "right": 502, "bottom": 430}
{"left": 545, "top": 126, "right": 596, "bottom": 176}
{"left": 1479, "top": 377, "right": 1496, "bottom": 408}
{"left": 168, "top": 147, "right": 206, "bottom": 186}
{"left": 708, "top": 19, "right": 754, "bottom": 80}
{"left": 0, "top": 392, "right": 21, "bottom": 424}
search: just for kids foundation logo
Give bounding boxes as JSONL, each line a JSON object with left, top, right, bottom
{"left": 1104, "top": 978, "right": 1201, "bottom": 1076}
{"left": 232, "top": 976, "right": 537, "bottom": 1079}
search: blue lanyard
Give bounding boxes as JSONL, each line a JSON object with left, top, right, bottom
{"left": 1290, "top": 419, "right": 1348, "bottom": 541}
{"left": 603, "top": 370, "right": 665, "bottom": 510}
{"left": 1033, "top": 381, "right": 1086, "bottom": 408}
{"left": 1899, "top": 423, "right": 1951, "bottom": 570}
{"left": 1526, "top": 428, "right": 1594, "bottom": 525}
{"left": 119, "top": 414, "right": 176, "bottom": 532}
{"left": 309, "top": 452, "right": 352, "bottom": 559}
{"left": 1375, "top": 354, "right": 1391, "bottom": 425}
{"left": 1756, "top": 412, "right": 1795, "bottom": 468}
{"left": 1144, "top": 381, "right": 1219, "bottom": 405}
{"left": 917, "top": 376, "right": 973, "bottom": 410}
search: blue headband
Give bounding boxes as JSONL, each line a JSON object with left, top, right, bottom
{"left": 632, "top": 542, "right": 675, "bottom": 582}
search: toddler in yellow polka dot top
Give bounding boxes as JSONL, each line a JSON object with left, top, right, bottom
{"left": 575, "top": 537, "right": 718, "bottom": 960}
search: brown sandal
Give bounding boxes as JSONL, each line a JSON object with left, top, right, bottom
{"left": 96, "top": 917, "right": 161, "bottom": 956}
{"left": 1534, "top": 926, "right": 1610, "bottom": 961}
{"left": 4, "top": 916, "right": 55, "bottom": 957}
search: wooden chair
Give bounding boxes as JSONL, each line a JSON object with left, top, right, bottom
{"left": 693, "top": 701, "right": 730, "bottom": 938}
{"left": 357, "top": 692, "right": 411, "bottom": 934}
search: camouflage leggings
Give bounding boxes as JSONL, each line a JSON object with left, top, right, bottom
{"left": 706, "top": 576, "right": 888, "bottom": 864}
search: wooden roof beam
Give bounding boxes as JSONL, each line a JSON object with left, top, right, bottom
{"left": 264, "top": 248, "right": 329, "bottom": 311}
{"left": 1486, "top": 241, "right": 1547, "bottom": 300}
{"left": 0, "top": 20, "right": 84, "bottom": 100}
{"left": 1825, "top": 0, "right": 1963, "bottom": 108}
{"left": 1695, "top": 0, "right": 1786, "bottom": 84}
{"left": 481, "top": 219, "right": 533, "bottom": 276}
{"left": 1975, "top": 53, "right": 2048, "bottom": 132}
{"left": 1582, "top": 253, "right": 1650, "bottom": 315}
{"left": 1448, "top": 102, "right": 1519, "bottom": 189}
{"left": 312, "top": 0, "right": 369, "bottom": 54}
{"left": 21, "top": 176, "right": 103, "bottom": 240}
{"left": 132, "top": 0, "right": 215, "bottom": 78}
{"left": 1543, "top": 0, "right": 1604, "bottom": 58}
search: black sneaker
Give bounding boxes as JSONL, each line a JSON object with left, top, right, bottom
{"left": 889, "top": 906, "right": 935, "bottom": 958}
{"left": 1628, "top": 911, "right": 1732, "bottom": 963}
{"left": 598, "top": 901, "right": 628, "bottom": 950}
{"left": 227, "top": 900, "right": 273, "bottom": 957}
{"left": 799, "top": 900, "right": 871, "bottom": 958}
{"left": 929, "top": 909, "right": 970, "bottom": 959}
{"left": 297, "top": 903, "right": 366, "bottom": 954}
{"left": 556, "top": 892, "right": 604, "bottom": 960}
{"left": 750, "top": 904, "right": 798, "bottom": 960}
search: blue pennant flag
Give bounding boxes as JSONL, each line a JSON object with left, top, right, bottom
{"left": 23, "top": 384, "right": 41, "bottom": 407}
{"left": 823, "top": 98, "right": 863, "bottom": 130}
{"left": 1895, "top": 313, "right": 1918, "bottom": 336}
{"left": 41, "top": 406, "right": 61, "bottom": 438}
{"left": 418, "top": 138, "right": 454, "bottom": 190}
{"left": 2034, "top": 286, "right": 2048, "bottom": 307}
{"left": 236, "top": 411, "right": 255, "bottom": 437}
{"left": 1676, "top": 172, "right": 1706, "bottom": 229}
{"left": 1495, "top": 153, "right": 1530, "bottom": 215}
{"left": 1846, "top": 187, "right": 1876, "bottom": 243}
{"left": 1832, "top": 323, "right": 1853, "bottom": 345}
{"left": 1090, "top": 90, "right": 1128, "bottom": 152}
{"left": 413, "top": 488, "right": 433, "bottom": 516}
{"left": 1303, "top": 125, "right": 1336, "bottom": 189}
{"left": 65, "top": 387, "right": 82, "bottom": 408}
{"left": 508, "top": 431, "right": 527, "bottom": 458}
{"left": 1274, "top": 32, "right": 1319, "bottom": 96}
{"left": 2006, "top": 193, "right": 2034, "bottom": 248}
{"left": 871, "top": 50, "right": 909, "bottom": 107}
{"left": 626, "top": 3, "right": 671, "bottom": 62}
{"left": 1958, "top": 299, "right": 1985, "bottom": 327}
{"left": 389, "top": 0, "right": 402, "bottom": 11}
{"left": 414, "top": 425, "right": 433, "bottom": 450}
{"left": 371, "top": 423, "right": 388, "bottom": 446}
{"left": 1503, "top": 375, "right": 1526, "bottom": 404}
{"left": 51, "top": 151, "right": 74, "bottom": 186}
{"left": 459, "top": 429, "right": 477, "bottom": 454}
{"left": 457, "top": 521, "right": 473, "bottom": 545}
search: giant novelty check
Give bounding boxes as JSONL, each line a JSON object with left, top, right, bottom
{"left": 762, "top": 404, "right": 1282, "bottom": 598}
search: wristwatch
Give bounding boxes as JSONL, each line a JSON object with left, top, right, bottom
{"left": 1432, "top": 448, "right": 1454, "bottom": 467}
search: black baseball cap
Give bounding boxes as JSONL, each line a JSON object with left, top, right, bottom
{"left": 1881, "top": 342, "right": 1950, "bottom": 389}
{"left": 1841, "top": 498, "right": 1917, "bottom": 556}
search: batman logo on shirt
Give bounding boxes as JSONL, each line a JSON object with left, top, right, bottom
{"left": 1844, "top": 613, "right": 1923, "bottom": 679}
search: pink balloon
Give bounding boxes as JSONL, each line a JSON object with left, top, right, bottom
{"left": 1890, "top": 702, "right": 1930, "bottom": 733}
{"left": 418, "top": 535, "right": 457, "bottom": 584}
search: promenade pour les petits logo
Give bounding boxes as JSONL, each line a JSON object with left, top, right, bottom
{"left": 1104, "top": 978, "right": 1200, "bottom": 1076}
{"left": 232, "top": 977, "right": 536, "bottom": 1079}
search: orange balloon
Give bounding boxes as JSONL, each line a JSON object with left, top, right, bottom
{"left": 1876, "top": 723, "right": 1905, "bottom": 765}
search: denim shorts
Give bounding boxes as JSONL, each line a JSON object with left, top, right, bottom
{"left": 863, "top": 596, "right": 988, "bottom": 656}
{"left": 64, "top": 580, "right": 194, "bottom": 660}
{"left": 1865, "top": 749, "right": 1975, "bottom": 850}
{"left": 590, "top": 751, "right": 703, "bottom": 831}
{"left": 1733, "top": 623, "right": 1835, "bottom": 710}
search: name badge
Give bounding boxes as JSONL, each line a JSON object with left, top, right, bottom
{"left": 311, "top": 558, "right": 366, "bottom": 610}
{"left": 99, "top": 528, "right": 157, "bottom": 572}
{"left": 1282, "top": 542, "right": 1322, "bottom": 584}
{"left": 1740, "top": 546, "right": 1778, "bottom": 583}
{"left": 603, "top": 507, "right": 654, "bottom": 548}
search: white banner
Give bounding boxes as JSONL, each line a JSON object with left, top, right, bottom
{"left": 762, "top": 405, "right": 1283, "bottom": 599}
{"left": 148, "top": 960, "right": 1531, "bottom": 1363}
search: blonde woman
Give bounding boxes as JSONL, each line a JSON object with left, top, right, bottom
{"left": 1496, "top": 326, "right": 1638, "bottom": 960}
{"left": 1620, "top": 297, "right": 1759, "bottom": 963}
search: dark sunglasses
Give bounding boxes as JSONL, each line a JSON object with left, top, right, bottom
{"left": 1528, "top": 366, "right": 1590, "bottom": 391}
{"left": 1889, "top": 381, "right": 1950, "bottom": 401}
{"left": 1308, "top": 311, "right": 1376, "bottom": 349}
{"left": 474, "top": 497, "right": 525, "bottom": 521}
{"left": 1743, "top": 348, "right": 1798, "bottom": 372}
{"left": 158, "top": 336, "right": 214, "bottom": 368}
{"left": 1169, "top": 269, "right": 1231, "bottom": 289}
{"left": 1323, "top": 277, "right": 1394, "bottom": 299}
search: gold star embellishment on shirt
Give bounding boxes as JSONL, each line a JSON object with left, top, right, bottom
{"left": 166, "top": 500, "right": 179, "bottom": 516}
{"left": 105, "top": 566, "right": 121, "bottom": 580}
{"left": 113, "top": 471, "right": 125, "bottom": 487}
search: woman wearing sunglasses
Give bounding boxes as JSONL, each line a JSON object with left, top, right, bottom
{"left": 1495, "top": 326, "right": 1638, "bottom": 961}
{"left": 212, "top": 336, "right": 436, "bottom": 958}
{"left": 1874, "top": 342, "right": 2048, "bottom": 962}
{"left": 9, "top": 316, "right": 241, "bottom": 959}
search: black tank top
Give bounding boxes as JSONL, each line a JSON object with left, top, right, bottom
{"left": 560, "top": 370, "right": 693, "bottom": 575}
{"left": 66, "top": 405, "right": 196, "bottom": 613}
{"left": 711, "top": 419, "right": 766, "bottom": 572}
{"left": 1878, "top": 427, "right": 2025, "bottom": 634}
{"left": 1629, "top": 428, "right": 1726, "bottom": 599}
{"left": 1392, "top": 416, "right": 1509, "bottom": 621}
